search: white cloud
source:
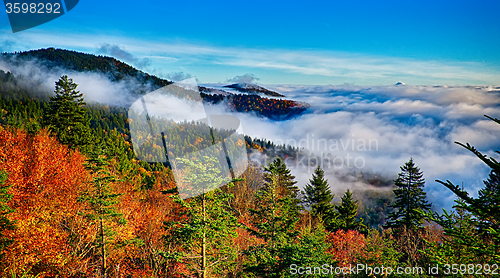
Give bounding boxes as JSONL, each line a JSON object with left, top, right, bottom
{"left": 0, "top": 55, "right": 151, "bottom": 107}
{"left": 227, "top": 73, "right": 259, "bottom": 84}
{"left": 164, "top": 71, "right": 197, "bottom": 82}
{"left": 97, "top": 43, "right": 150, "bottom": 69}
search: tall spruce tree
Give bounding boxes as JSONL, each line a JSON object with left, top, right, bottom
{"left": 79, "top": 147, "right": 125, "bottom": 278}
{"left": 164, "top": 156, "right": 239, "bottom": 278}
{"left": 245, "top": 159, "right": 301, "bottom": 277}
{"left": 45, "top": 75, "right": 92, "bottom": 149}
{"left": 263, "top": 157, "right": 299, "bottom": 198}
{"left": 302, "top": 165, "right": 339, "bottom": 230}
{"left": 385, "top": 158, "right": 431, "bottom": 230}
{"left": 336, "top": 189, "right": 366, "bottom": 232}
{"left": 302, "top": 165, "right": 334, "bottom": 217}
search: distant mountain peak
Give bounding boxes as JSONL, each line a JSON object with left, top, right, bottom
{"left": 395, "top": 81, "right": 406, "bottom": 86}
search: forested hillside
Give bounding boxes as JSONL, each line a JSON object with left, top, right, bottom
{"left": 0, "top": 49, "right": 499, "bottom": 277}
{"left": 3, "top": 48, "right": 308, "bottom": 120}
{"left": 5, "top": 47, "right": 172, "bottom": 86}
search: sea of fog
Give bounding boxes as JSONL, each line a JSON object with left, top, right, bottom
{"left": 202, "top": 83, "right": 500, "bottom": 210}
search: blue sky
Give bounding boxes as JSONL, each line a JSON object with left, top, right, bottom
{"left": 1, "top": 0, "right": 500, "bottom": 85}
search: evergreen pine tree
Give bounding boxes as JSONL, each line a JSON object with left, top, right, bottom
{"left": 79, "top": 147, "right": 125, "bottom": 277}
{"left": 385, "top": 158, "right": 431, "bottom": 230}
{"left": 164, "top": 156, "right": 239, "bottom": 278}
{"left": 279, "top": 222, "right": 333, "bottom": 277}
{"left": 302, "top": 165, "right": 333, "bottom": 217}
{"left": 302, "top": 165, "right": 339, "bottom": 231}
{"left": 245, "top": 159, "right": 301, "bottom": 277}
{"left": 45, "top": 75, "right": 92, "bottom": 149}
{"left": 425, "top": 198, "right": 484, "bottom": 270}
{"left": 263, "top": 157, "right": 299, "bottom": 197}
{"left": 435, "top": 115, "right": 500, "bottom": 261}
{"left": 476, "top": 170, "right": 500, "bottom": 231}
{"left": 263, "top": 157, "right": 301, "bottom": 212}
{"left": 337, "top": 189, "right": 366, "bottom": 232}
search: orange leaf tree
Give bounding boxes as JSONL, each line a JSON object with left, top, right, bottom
{"left": 327, "top": 229, "right": 366, "bottom": 267}
{"left": 0, "top": 126, "right": 91, "bottom": 276}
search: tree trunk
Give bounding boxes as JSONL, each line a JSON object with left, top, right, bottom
{"left": 101, "top": 217, "right": 106, "bottom": 278}
{"left": 202, "top": 193, "right": 207, "bottom": 278}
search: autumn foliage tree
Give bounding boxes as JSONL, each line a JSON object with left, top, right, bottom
{"left": 327, "top": 229, "right": 365, "bottom": 267}
{"left": 0, "top": 126, "right": 90, "bottom": 276}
